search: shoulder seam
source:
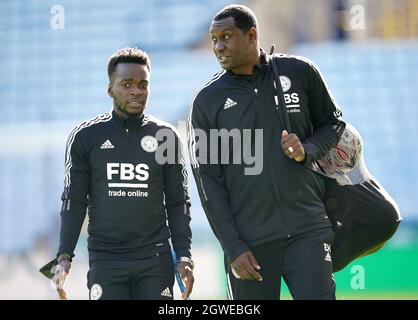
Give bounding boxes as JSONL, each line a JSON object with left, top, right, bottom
{"left": 187, "top": 70, "right": 225, "bottom": 169}
{"left": 188, "top": 70, "right": 226, "bottom": 109}
{"left": 143, "top": 115, "right": 184, "bottom": 141}
{"left": 273, "top": 53, "right": 314, "bottom": 67}
{"left": 64, "top": 113, "right": 112, "bottom": 189}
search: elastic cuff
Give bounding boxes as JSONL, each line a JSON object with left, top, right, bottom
{"left": 174, "top": 248, "right": 191, "bottom": 259}
{"left": 227, "top": 244, "right": 250, "bottom": 264}
{"left": 301, "top": 143, "right": 311, "bottom": 164}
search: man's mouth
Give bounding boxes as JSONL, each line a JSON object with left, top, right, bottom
{"left": 128, "top": 100, "right": 142, "bottom": 106}
{"left": 218, "top": 56, "right": 230, "bottom": 63}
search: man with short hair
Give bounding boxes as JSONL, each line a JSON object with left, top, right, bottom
{"left": 188, "top": 4, "right": 342, "bottom": 300}
{"left": 54, "top": 47, "right": 194, "bottom": 300}
{"left": 187, "top": 4, "right": 400, "bottom": 300}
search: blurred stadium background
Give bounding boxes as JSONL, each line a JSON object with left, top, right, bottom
{"left": 0, "top": 0, "right": 417, "bottom": 299}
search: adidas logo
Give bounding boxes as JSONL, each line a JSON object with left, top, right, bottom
{"left": 160, "top": 287, "right": 172, "bottom": 298}
{"left": 224, "top": 98, "right": 237, "bottom": 109}
{"left": 100, "top": 140, "right": 114, "bottom": 149}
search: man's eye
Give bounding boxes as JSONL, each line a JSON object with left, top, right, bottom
{"left": 211, "top": 37, "right": 217, "bottom": 44}
{"left": 223, "top": 35, "right": 230, "bottom": 40}
{"left": 124, "top": 83, "right": 131, "bottom": 88}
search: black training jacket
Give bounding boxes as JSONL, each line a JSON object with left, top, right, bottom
{"left": 58, "top": 111, "right": 191, "bottom": 262}
{"left": 187, "top": 51, "right": 345, "bottom": 262}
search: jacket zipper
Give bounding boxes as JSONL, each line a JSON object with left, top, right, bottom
{"left": 253, "top": 84, "right": 291, "bottom": 238}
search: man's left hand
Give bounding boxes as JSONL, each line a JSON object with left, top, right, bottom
{"left": 281, "top": 130, "right": 305, "bottom": 162}
{"left": 177, "top": 261, "right": 194, "bottom": 300}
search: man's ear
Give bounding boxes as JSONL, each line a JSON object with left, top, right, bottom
{"left": 248, "top": 27, "right": 258, "bottom": 44}
{"left": 107, "top": 83, "right": 113, "bottom": 98}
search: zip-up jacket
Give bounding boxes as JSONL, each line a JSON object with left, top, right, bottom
{"left": 58, "top": 111, "right": 191, "bottom": 262}
{"left": 187, "top": 51, "right": 345, "bottom": 262}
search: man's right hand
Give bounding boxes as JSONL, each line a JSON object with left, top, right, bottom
{"left": 53, "top": 254, "right": 71, "bottom": 292}
{"left": 230, "top": 251, "right": 263, "bottom": 281}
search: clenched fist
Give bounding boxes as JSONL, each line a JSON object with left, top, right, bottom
{"left": 281, "top": 130, "right": 305, "bottom": 162}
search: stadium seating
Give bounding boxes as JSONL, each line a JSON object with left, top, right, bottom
{"left": 0, "top": 0, "right": 417, "bottom": 254}
{"left": 0, "top": 0, "right": 229, "bottom": 252}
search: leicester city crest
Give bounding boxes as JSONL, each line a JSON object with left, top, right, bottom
{"left": 141, "top": 135, "right": 158, "bottom": 152}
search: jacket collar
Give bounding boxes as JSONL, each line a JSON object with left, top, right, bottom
{"left": 112, "top": 110, "right": 145, "bottom": 130}
{"left": 226, "top": 48, "right": 270, "bottom": 79}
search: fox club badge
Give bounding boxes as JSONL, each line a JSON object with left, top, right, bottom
{"left": 279, "top": 76, "right": 291, "bottom": 92}
{"left": 141, "top": 135, "right": 158, "bottom": 152}
{"left": 90, "top": 284, "right": 103, "bottom": 300}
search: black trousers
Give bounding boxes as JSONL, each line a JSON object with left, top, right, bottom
{"left": 87, "top": 251, "right": 174, "bottom": 300}
{"left": 225, "top": 228, "right": 336, "bottom": 300}
{"left": 325, "top": 178, "right": 401, "bottom": 272}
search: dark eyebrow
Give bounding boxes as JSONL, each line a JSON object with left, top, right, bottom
{"left": 120, "top": 79, "right": 149, "bottom": 83}
{"left": 210, "top": 27, "right": 232, "bottom": 35}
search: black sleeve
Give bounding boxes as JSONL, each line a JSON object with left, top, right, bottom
{"left": 164, "top": 130, "right": 192, "bottom": 258}
{"left": 301, "top": 60, "right": 346, "bottom": 164}
{"left": 58, "top": 200, "right": 87, "bottom": 258}
{"left": 188, "top": 100, "right": 249, "bottom": 262}
{"left": 57, "top": 129, "right": 90, "bottom": 258}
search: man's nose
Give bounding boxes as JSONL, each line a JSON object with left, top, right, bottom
{"left": 130, "top": 85, "right": 142, "bottom": 95}
{"left": 214, "top": 41, "right": 225, "bottom": 52}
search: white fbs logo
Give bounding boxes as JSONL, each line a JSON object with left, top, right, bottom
{"left": 107, "top": 163, "right": 149, "bottom": 188}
